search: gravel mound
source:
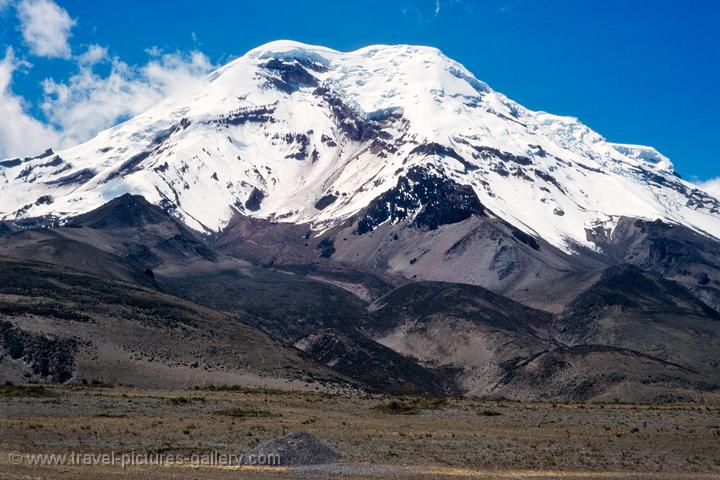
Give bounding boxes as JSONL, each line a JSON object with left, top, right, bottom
{"left": 240, "top": 431, "right": 341, "bottom": 466}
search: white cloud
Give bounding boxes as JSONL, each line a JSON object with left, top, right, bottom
{"left": 76, "top": 44, "right": 107, "bottom": 65}
{"left": 145, "top": 46, "right": 162, "bottom": 57}
{"left": 40, "top": 50, "right": 213, "bottom": 145}
{"left": 0, "top": 1, "right": 215, "bottom": 159}
{"left": 696, "top": 178, "right": 720, "bottom": 200}
{"left": 0, "top": 48, "right": 61, "bottom": 158}
{"left": 0, "top": 45, "right": 213, "bottom": 159}
{"left": 17, "top": 0, "right": 75, "bottom": 59}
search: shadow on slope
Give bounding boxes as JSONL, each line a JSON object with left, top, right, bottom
{"left": 0, "top": 258, "right": 343, "bottom": 390}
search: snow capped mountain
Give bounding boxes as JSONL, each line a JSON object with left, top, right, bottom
{"left": 2, "top": 40, "right": 719, "bottom": 252}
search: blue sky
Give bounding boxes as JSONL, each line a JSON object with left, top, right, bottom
{"left": 0, "top": 0, "right": 718, "bottom": 182}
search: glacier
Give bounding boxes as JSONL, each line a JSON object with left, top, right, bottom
{"left": 1, "top": 40, "right": 719, "bottom": 253}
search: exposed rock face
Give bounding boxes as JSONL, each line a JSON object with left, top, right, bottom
{"left": 0, "top": 320, "right": 77, "bottom": 383}
{"left": 244, "top": 187, "right": 265, "bottom": 212}
{"left": 261, "top": 59, "right": 319, "bottom": 93}
{"left": 356, "top": 166, "right": 485, "bottom": 234}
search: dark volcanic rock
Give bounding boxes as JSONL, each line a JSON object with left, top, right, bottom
{"left": 15, "top": 155, "right": 64, "bottom": 182}
{"left": 409, "top": 142, "right": 478, "bottom": 172}
{"left": 0, "top": 257, "right": 340, "bottom": 388}
{"left": 357, "top": 166, "right": 484, "bottom": 234}
{"left": 283, "top": 133, "right": 311, "bottom": 160}
{"left": 466, "top": 144, "right": 532, "bottom": 166}
{"left": 67, "top": 194, "right": 171, "bottom": 229}
{"left": 0, "top": 320, "right": 77, "bottom": 383}
{"left": 210, "top": 104, "right": 276, "bottom": 127}
{"left": 46, "top": 168, "right": 96, "bottom": 187}
{"left": 105, "top": 151, "right": 152, "bottom": 183}
{"left": 314, "top": 84, "right": 380, "bottom": 142}
{"left": 262, "top": 59, "right": 319, "bottom": 93}
{"left": 316, "top": 238, "right": 335, "bottom": 258}
{"left": 0, "top": 158, "right": 22, "bottom": 168}
{"left": 34, "top": 195, "right": 54, "bottom": 206}
{"left": 245, "top": 188, "right": 265, "bottom": 211}
{"left": 63, "top": 193, "right": 216, "bottom": 269}
{"left": 240, "top": 432, "right": 340, "bottom": 466}
{"left": 314, "top": 193, "right": 338, "bottom": 210}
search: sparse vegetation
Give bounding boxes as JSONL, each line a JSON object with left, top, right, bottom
{"left": 195, "top": 384, "right": 288, "bottom": 395}
{"left": 213, "top": 407, "right": 279, "bottom": 418}
{"left": 373, "top": 397, "right": 448, "bottom": 415}
{"left": 0, "top": 382, "right": 56, "bottom": 398}
{"left": 0, "top": 385, "right": 719, "bottom": 479}
{"left": 478, "top": 409, "right": 503, "bottom": 416}
{"left": 0, "top": 384, "right": 720, "bottom": 480}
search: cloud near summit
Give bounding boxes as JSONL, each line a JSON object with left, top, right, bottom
{"left": 18, "top": 0, "right": 75, "bottom": 59}
{"left": 0, "top": 0, "right": 214, "bottom": 159}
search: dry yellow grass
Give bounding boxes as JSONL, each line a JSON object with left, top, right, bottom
{"left": 1, "top": 385, "right": 719, "bottom": 479}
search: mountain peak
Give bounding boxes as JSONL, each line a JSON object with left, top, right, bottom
{"left": 245, "top": 39, "right": 341, "bottom": 58}
{"left": 1, "top": 41, "right": 718, "bottom": 252}
{"left": 244, "top": 40, "right": 445, "bottom": 59}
